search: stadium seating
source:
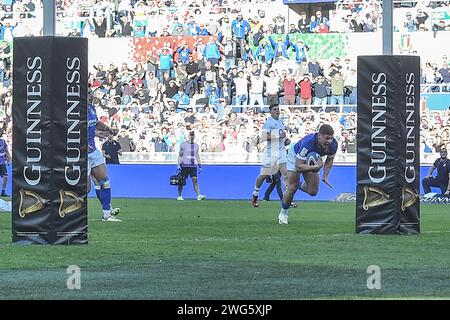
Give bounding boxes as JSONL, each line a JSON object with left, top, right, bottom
{"left": 0, "top": 0, "right": 449, "bottom": 161}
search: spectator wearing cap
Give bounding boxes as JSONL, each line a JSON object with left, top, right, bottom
{"left": 273, "top": 14, "right": 286, "bottom": 34}
{"left": 158, "top": 47, "right": 173, "bottom": 82}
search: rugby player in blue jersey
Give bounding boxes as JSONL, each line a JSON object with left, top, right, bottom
{"left": 278, "top": 124, "right": 338, "bottom": 224}
{"left": 88, "top": 101, "right": 121, "bottom": 222}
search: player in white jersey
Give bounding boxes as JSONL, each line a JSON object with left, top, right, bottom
{"left": 251, "top": 104, "right": 291, "bottom": 207}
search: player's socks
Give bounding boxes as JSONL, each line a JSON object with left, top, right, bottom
{"left": 281, "top": 202, "right": 289, "bottom": 210}
{"left": 253, "top": 187, "right": 260, "bottom": 197}
{"left": 100, "top": 187, "right": 112, "bottom": 217}
{"left": 95, "top": 185, "right": 101, "bottom": 201}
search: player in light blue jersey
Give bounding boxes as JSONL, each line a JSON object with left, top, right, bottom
{"left": 278, "top": 124, "right": 338, "bottom": 224}
{"left": 251, "top": 104, "right": 291, "bottom": 207}
{"left": 88, "top": 100, "right": 121, "bottom": 222}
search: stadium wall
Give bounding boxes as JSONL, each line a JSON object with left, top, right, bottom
{"left": 88, "top": 165, "right": 433, "bottom": 200}
{"left": 4, "top": 165, "right": 438, "bottom": 200}
{"left": 4, "top": 165, "right": 439, "bottom": 200}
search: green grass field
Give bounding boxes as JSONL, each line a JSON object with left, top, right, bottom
{"left": 0, "top": 199, "right": 449, "bottom": 299}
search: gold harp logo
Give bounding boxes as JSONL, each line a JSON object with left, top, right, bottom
{"left": 18, "top": 189, "right": 46, "bottom": 218}
{"left": 401, "top": 187, "right": 419, "bottom": 211}
{"left": 59, "top": 190, "right": 84, "bottom": 218}
{"left": 362, "top": 186, "right": 390, "bottom": 211}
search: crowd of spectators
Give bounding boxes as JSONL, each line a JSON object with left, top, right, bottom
{"left": 0, "top": 0, "right": 448, "bottom": 40}
{"left": 0, "top": 0, "right": 448, "bottom": 160}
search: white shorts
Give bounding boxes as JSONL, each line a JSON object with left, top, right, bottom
{"left": 261, "top": 150, "right": 287, "bottom": 176}
{"left": 287, "top": 144, "right": 297, "bottom": 172}
{"left": 88, "top": 149, "right": 105, "bottom": 176}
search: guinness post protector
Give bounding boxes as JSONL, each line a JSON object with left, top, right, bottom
{"left": 356, "top": 56, "right": 420, "bottom": 234}
{"left": 399, "top": 56, "right": 420, "bottom": 234}
{"left": 12, "top": 37, "right": 88, "bottom": 244}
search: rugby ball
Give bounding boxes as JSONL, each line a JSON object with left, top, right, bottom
{"left": 307, "top": 152, "right": 320, "bottom": 166}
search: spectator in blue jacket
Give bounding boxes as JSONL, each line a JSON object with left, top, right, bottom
{"left": 0, "top": 20, "right": 16, "bottom": 41}
{"left": 269, "top": 34, "right": 290, "bottom": 61}
{"left": 291, "top": 38, "right": 310, "bottom": 63}
{"left": 172, "top": 87, "right": 191, "bottom": 111}
{"left": 187, "top": 16, "right": 199, "bottom": 35}
{"left": 232, "top": 13, "right": 251, "bottom": 59}
{"left": 197, "top": 23, "right": 210, "bottom": 36}
{"left": 232, "top": 14, "right": 251, "bottom": 39}
{"left": 177, "top": 42, "right": 193, "bottom": 65}
{"left": 203, "top": 38, "right": 221, "bottom": 66}
{"left": 158, "top": 47, "right": 173, "bottom": 82}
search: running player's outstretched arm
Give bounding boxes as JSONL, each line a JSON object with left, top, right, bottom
{"left": 322, "top": 141, "right": 338, "bottom": 187}
{"left": 96, "top": 121, "right": 118, "bottom": 135}
{"left": 322, "top": 155, "right": 334, "bottom": 187}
